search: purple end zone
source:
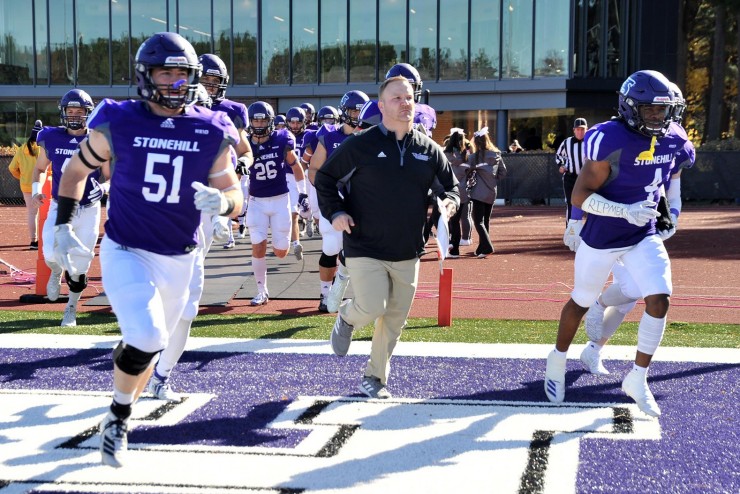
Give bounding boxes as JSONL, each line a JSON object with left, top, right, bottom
{"left": 1, "top": 348, "right": 738, "bottom": 492}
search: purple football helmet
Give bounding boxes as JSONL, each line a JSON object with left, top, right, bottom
{"left": 299, "top": 102, "right": 316, "bottom": 124}
{"left": 668, "top": 82, "right": 686, "bottom": 123}
{"left": 357, "top": 100, "right": 381, "bottom": 130}
{"left": 274, "top": 114, "right": 287, "bottom": 128}
{"left": 617, "top": 70, "right": 676, "bottom": 137}
{"left": 134, "top": 32, "right": 201, "bottom": 109}
{"left": 339, "top": 90, "right": 370, "bottom": 127}
{"left": 286, "top": 107, "right": 307, "bottom": 134}
{"left": 317, "top": 105, "right": 340, "bottom": 126}
{"left": 59, "top": 89, "right": 94, "bottom": 130}
{"left": 198, "top": 53, "right": 229, "bottom": 102}
{"left": 247, "top": 101, "right": 275, "bottom": 137}
{"left": 385, "top": 63, "right": 423, "bottom": 103}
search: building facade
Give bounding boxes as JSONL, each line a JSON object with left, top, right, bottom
{"left": 0, "top": 0, "right": 678, "bottom": 150}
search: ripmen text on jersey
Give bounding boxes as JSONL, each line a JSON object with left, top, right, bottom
{"left": 88, "top": 98, "right": 238, "bottom": 255}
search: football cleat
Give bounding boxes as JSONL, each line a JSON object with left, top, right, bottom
{"left": 580, "top": 344, "right": 610, "bottom": 375}
{"left": 47, "top": 268, "right": 63, "bottom": 302}
{"left": 544, "top": 349, "right": 566, "bottom": 403}
{"left": 330, "top": 313, "right": 355, "bottom": 356}
{"left": 325, "top": 273, "right": 350, "bottom": 313}
{"left": 61, "top": 306, "right": 77, "bottom": 327}
{"left": 294, "top": 243, "right": 304, "bottom": 261}
{"left": 238, "top": 225, "right": 247, "bottom": 238}
{"left": 318, "top": 295, "right": 329, "bottom": 313}
{"left": 585, "top": 301, "right": 606, "bottom": 342}
{"left": 147, "top": 376, "right": 182, "bottom": 402}
{"left": 100, "top": 412, "right": 128, "bottom": 468}
{"left": 250, "top": 292, "right": 269, "bottom": 306}
{"left": 223, "top": 239, "right": 235, "bottom": 249}
{"left": 622, "top": 369, "right": 661, "bottom": 417}
{"left": 306, "top": 219, "right": 314, "bottom": 238}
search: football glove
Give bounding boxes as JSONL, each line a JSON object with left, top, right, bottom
{"left": 53, "top": 224, "right": 94, "bottom": 278}
{"left": 212, "top": 215, "right": 231, "bottom": 243}
{"left": 658, "top": 213, "right": 678, "bottom": 241}
{"left": 624, "top": 200, "right": 660, "bottom": 227}
{"left": 563, "top": 219, "right": 583, "bottom": 252}
{"left": 192, "top": 181, "right": 230, "bottom": 216}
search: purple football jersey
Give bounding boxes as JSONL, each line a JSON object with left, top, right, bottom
{"left": 249, "top": 128, "right": 296, "bottom": 198}
{"left": 88, "top": 99, "right": 238, "bottom": 255}
{"left": 37, "top": 126, "right": 101, "bottom": 206}
{"left": 580, "top": 120, "right": 688, "bottom": 249}
{"left": 211, "top": 99, "right": 248, "bottom": 130}
{"left": 318, "top": 125, "right": 351, "bottom": 158}
{"left": 414, "top": 103, "right": 437, "bottom": 136}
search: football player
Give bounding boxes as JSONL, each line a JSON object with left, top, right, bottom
{"left": 544, "top": 70, "right": 688, "bottom": 417}
{"left": 300, "top": 102, "right": 319, "bottom": 131}
{"left": 274, "top": 114, "right": 287, "bottom": 130}
{"left": 51, "top": 32, "right": 242, "bottom": 467}
{"left": 308, "top": 90, "right": 369, "bottom": 312}
{"left": 245, "top": 101, "right": 306, "bottom": 305}
{"left": 31, "top": 89, "right": 103, "bottom": 327}
{"left": 285, "top": 106, "right": 310, "bottom": 259}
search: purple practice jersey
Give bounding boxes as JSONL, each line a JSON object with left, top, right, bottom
{"left": 249, "top": 128, "right": 296, "bottom": 198}
{"left": 37, "top": 126, "right": 101, "bottom": 206}
{"left": 580, "top": 119, "right": 688, "bottom": 249}
{"left": 414, "top": 103, "right": 437, "bottom": 137}
{"left": 88, "top": 99, "right": 238, "bottom": 255}
{"left": 317, "top": 125, "right": 351, "bottom": 158}
{"left": 211, "top": 99, "right": 248, "bottom": 131}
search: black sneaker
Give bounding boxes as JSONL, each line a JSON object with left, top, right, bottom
{"left": 318, "top": 295, "right": 329, "bottom": 313}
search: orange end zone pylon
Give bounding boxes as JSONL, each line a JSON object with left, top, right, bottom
{"left": 437, "top": 267, "right": 453, "bottom": 327}
{"left": 19, "top": 173, "right": 56, "bottom": 303}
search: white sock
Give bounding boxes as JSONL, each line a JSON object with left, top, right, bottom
{"left": 67, "top": 291, "right": 82, "bottom": 307}
{"left": 252, "top": 257, "right": 267, "bottom": 292}
{"left": 293, "top": 240, "right": 300, "bottom": 247}
{"left": 112, "top": 387, "right": 135, "bottom": 406}
{"left": 632, "top": 363, "right": 648, "bottom": 375}
{"left": 552, "top": 348, "right": 567, "bottom": 359}
{"left": 321, "top": 281, "right": 332, "bottom": 297}
{"left": 588, "top": 341, "right": 602, "bottom": 352}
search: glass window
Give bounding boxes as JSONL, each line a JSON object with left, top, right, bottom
{"left": 470, "top": 0, "right": 500, "bottom": 80}
{"left": 408, "top": 0, "right": 436, "bottom": 83}
{"left": 177, "top": 0, "right": 213, "bottom": 55}
{"left": 49, "top": 0, "right": 74, "bottom": 85}
{"left": 292, "top": 1, "right": 318, "bottom": 84}
{"left": 111, "top": 0, "right": 130, "bottom": 86}
{"left": 0, "top": 0, "right": 34, "bottom": 84}
{"left": 77, "top": 0, "right": 110, "bottom": 85}
{"left": 212, "top": 0, "right": 232, "bottom": 83}
{"left": 261, "top": 1, "right": 290, "bottom": 84}
{"left": 534, "top": 0, "right": 568, "bottom": 77}
{"left": 233, "top": 0, "right": 257, "bottom": 85}
{"left": 586, "top": 0, "right": 601, "bottom": 77}
{"left": 502, "top": 0, "right": 533, "bottom": 79}
{"left": 378, "top": 0, "right": 406, "bottom": 79}
{"left": 131, "top": 1, "right": 168, "bottom": 55}
{"left": 439, "top": 0, "right": 467, "bottom": 80}
{"left": 35, "top": 0, "right": 49, "bottom": 84}
{"left": 349, "top": 1, "right": 376, "bottom": 83}
{"left": 320, "top": 0, "right": 346, "bottom": 84}
{"left": 606, "top": 0, "right": 622, "bottom": 77}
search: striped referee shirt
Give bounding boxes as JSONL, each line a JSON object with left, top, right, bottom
{"left": 555, "top": 136, "right": 586, "bottom": 175}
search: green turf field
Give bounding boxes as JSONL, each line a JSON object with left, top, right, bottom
{"left": 0, "top": 310, "right": 737, "bottom": 348}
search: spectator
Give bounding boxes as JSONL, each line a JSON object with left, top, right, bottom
{"left": 8, "top": 120, "right": 43, "bottom": 249}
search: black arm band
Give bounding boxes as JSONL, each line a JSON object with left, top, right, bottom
{"left": 55, "top": 196, "right": 79, "bottom": 225}
{"left": 86, "top": 140, "right": 106, "bottom": 162}
{"left": 220, "top": 197, "right": 236, "bottom": 217}
{"left": 78, "top": 148, "right": 100, "bottom": 170}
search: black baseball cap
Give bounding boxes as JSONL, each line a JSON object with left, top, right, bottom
{"left": 573, "top": 118, "right": 588, "bottom": 128}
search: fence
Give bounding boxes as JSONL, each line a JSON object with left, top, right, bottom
{"left": 1, "top": 151, "right": 738, "bottom": 206}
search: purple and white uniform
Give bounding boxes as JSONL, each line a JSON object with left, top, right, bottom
{"left": 571, "top": 120, "right": 688, "bottom": 308}
{"left": 212, "top": 99, "right": 248, "bottom": 131}
{"left": 245, "top": 129, "right": 296, "bottom": 248}
{"left": 316, "top": 126, "right": 353, "bottom": 255}
{"left": 91, "top": 98, "right": 238, "bottom": 353}
{"left": 414, "top": 103, "right": 437, "bottom": 137}
{"left": 37, "top": 126, "right": 103, "bottom": 268}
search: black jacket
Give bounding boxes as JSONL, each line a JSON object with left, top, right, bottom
{"left": 315, "top": 123, "right": 460, "bottom": 262}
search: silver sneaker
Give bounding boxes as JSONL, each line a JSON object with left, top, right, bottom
{"left": 47, "top": 268, "right": 63, "bottom": 302}
{"left": 580, "top": 344, "right": 610, "bottom": 375}
{"left": 147, "top": 376, "right": 182, "bottom": 402}
{"left": 250, "top": 292, "right": 269, "bottom": 306}
{"left": 622, "top": 369, "right": 661, "bottom": 417}
{"left": 61, "top": 305, "right": 77, "bottom": 327}
{"left": 100, "top": 412, "right": 128, "bottom": 468}
{"left": 544, "top": 349, "right": 566, "bottom": 403}
{"left": 585, "top": 301, "right": 606, "bottom": 342}
{"left": 359, "top": 375, "right": 392, "bottom": 399}
{"left": 330, "top": 313, "right": 354, "bottom": 356}
{"left": 325, "top": 274, "right": 350, "bottom": 313}
{"left": 306, "top": 219, "right": 314, "bottom": 238}
{"left": 294, "top": 243, "right": 304, "bottom": 261}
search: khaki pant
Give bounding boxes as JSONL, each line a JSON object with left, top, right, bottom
{"left": 340, "top": 256, "right": 419, "bottom": 384}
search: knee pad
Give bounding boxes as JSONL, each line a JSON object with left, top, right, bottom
{"left": 319, "top": 253, "right": 338, "bottom": 269}
{"left": 64, "top": 272, "right": 87, "bottom": 293}
{"left": 114, "top": 342, "right": 160, "bottom": 376}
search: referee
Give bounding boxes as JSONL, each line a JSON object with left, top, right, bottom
{"left": 555, "top": 117, "right": 588, "bottom": 250}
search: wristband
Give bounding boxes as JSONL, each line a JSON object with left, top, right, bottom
{"left": 55, "top": 196, "right": 80, "bottom": 225}
{"left": 669, "top": 208, "right": 680, "bottom": 218}
{"left": 570, "top": 206, "right": 584, "bottom": 221}
{"left": 581, "top": 192, "right": 628, "bottom": 219}
{"left": 32, "top": 182, "right": 41, "bottom": 197}
{"left": 296, "top": 179, "right": 307, "bottom": 195}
